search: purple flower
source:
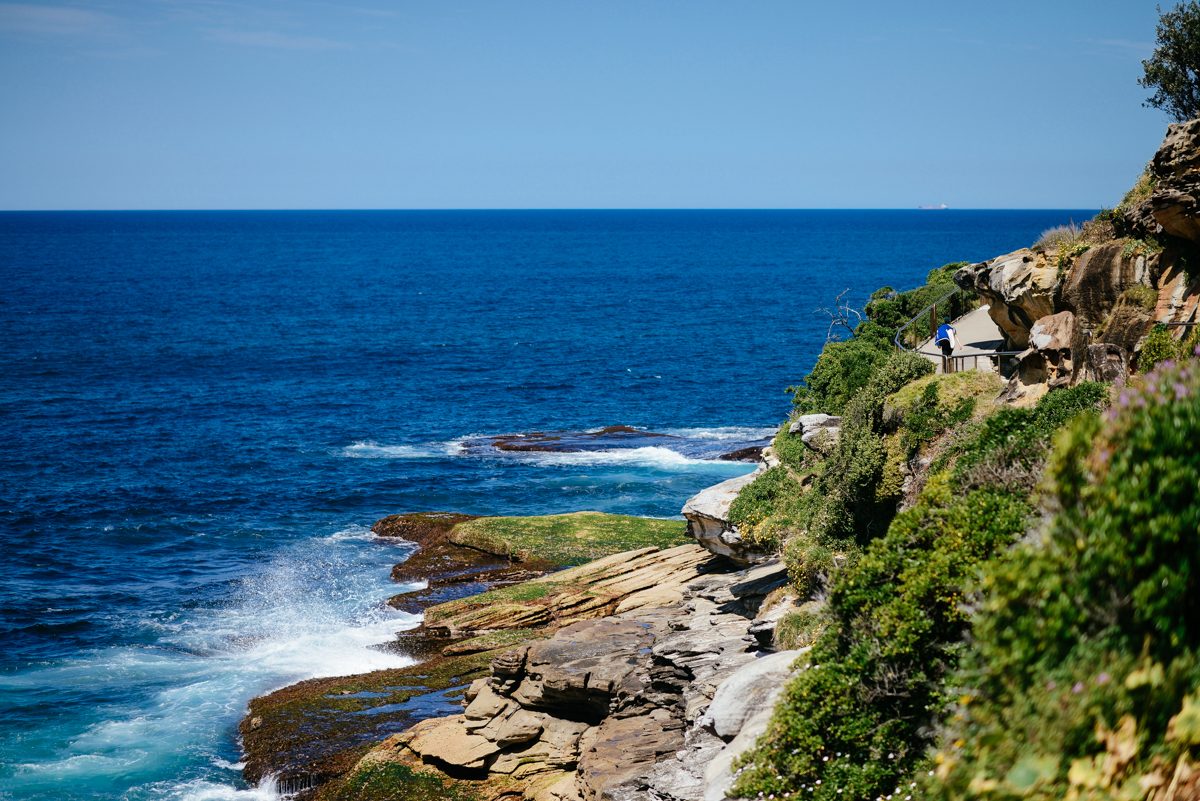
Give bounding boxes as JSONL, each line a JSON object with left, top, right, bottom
{"left": 1072, "top": 682, "right": 1084, "bottom": 695}
{"left": 1096, "top": 673, "right": 1110, "bottom": 685}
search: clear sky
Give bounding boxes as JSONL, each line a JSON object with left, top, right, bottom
{"left": 0, "top": 1, "right": 1176, "bottom": 209}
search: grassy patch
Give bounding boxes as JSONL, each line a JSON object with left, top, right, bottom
{"left": 447, "top": 512, "right": 687, "bottom": 566}
{"left": 887, "top": 370, "right": 1003, "bottom": 417}
{"left": 442, "top": 628, "right": 550, "bottom": 656}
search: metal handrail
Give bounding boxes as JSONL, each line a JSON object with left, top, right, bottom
{"left": 893, "top": 286, "right": 960, "bottom": 351}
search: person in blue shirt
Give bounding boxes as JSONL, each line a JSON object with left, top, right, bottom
{"left": 935, "top": 317, "right": 961, "bottom": 372}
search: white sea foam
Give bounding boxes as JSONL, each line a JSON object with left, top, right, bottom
{"left": 519, "top": 446, "right": 725, "bottom": 469}
{"left": 2, "top": 526, "right": 420, "bottom": 799}
{"left": 339, "top": 441, "right": 431, "bottom": 459}
{"left": 339, "top": 438, "right": 466, "bottom": 458}
{"left": 661, "top": 425, "right": 777, "bottom": 441}
{"left": 158, "top": 778, "right": 282, "bottom": 800}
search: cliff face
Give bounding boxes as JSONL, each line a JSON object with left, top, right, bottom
{"left": 949, "top": 121, "right": 1200, "bottom": 404}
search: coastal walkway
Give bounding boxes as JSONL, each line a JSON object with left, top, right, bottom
{"left": 913, "top": 305, "right": 1007, "bottom": 374}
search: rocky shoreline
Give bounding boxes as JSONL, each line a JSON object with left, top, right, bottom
{"left": 235, "top": 468, "right": 807, "bottom": 801}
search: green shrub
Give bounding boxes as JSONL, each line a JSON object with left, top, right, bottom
{"left": 1120, "top": 283, "right": 1159, "bottom": 311}
{"left": 1138, "top": 323, "right": 1198, "bottom": 371}
{"left": 802, "top": 352, "right": 934, "bottom": 546}
{"left": 733, "top": 380, "right": 1111, "bottom": 801}
{"left": 945, "top": 382, "right": 1110, "bottom": 486}
{"left": 898, "top": 381, "right": 976, "bottom": 453}
{"left": 928, "top": 359, "right": 1200, "bottom": 801}
{"left": 775, "top": 605, "right": 830, "bottom": 650}
{"left": 733, "top": 476, "right": 1035, "bottom": 801}
{"left": 772, "top": 421, "right": 809, "bottom": 471}
{"left": 926, "top": 262, "right": 969, "bottom": 286}
{"left": 727, "top": 466, "right": 801, "bottom": 548}
{"left": 790, "top": 336, "right": 893, "bottom": 415}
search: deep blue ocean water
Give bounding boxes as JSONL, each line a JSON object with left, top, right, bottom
{"left": 0, "top": 209, "right": 1092, "bottom": 800}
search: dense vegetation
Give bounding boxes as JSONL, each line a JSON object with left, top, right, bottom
{"left": 732, "top": 171, "right": 1200, "bottom": 800}
{"left": 787, "top": 263, "right": 974, "bottom": 416}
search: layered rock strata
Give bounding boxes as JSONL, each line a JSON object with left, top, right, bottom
{"left": 681, "top": 469, "right": 772, "bottom": 566}
{"left": 347, "top": 557, "right": 798, "bottom": 801}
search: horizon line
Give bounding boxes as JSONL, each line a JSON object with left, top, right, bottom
{"left": 0, "top": 207, "right": 1103, "bottom": 213}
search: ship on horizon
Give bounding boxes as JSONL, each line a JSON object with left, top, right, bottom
{"left": 918, "top": 204, "right": 949, "bottom": 210}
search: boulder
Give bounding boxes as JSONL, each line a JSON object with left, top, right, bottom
{"left": 1060, "top": 241, "right": 1156, "bottom": 329}
{"left": 706, "top": 649, "right": 805, "bottom": 740}
{"left": 703, "top": 706, "right": 777, "bottom": 801}
{"left": 788, "top": 413, "right": 842, "bottom": 452}
{"left": 406, "top": 715, "right": 504, "bottom": 770}
{"left": 1151, "top": 119, "right": 1200, "bottom": 242}
{"left": 1097, "top": 295, "right": 1157, "bottom": 359}
{"left": 954, "top": 249, "right": 1059, "bottom": 348}
{"left": 997, "top": 311, "right": 1081, "bottom": 404}
{"left": 1084, "top": 344, "right": 1129, "bottom": 386}
{"left": 682, "top": 467, "right": 773, "bottom": 565}
{"left": 1155, "top": 255, "right": 1200, "bottom": 326}
{"left": 508, "top": 619, "right": 654, "bottom": 717}
{"left": 577, "top": 716, "right": 686, "bottom": 801}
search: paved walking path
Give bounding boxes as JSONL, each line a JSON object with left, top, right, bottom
{"left": 914, "top": 305, "right": 1006, "bottom": 373}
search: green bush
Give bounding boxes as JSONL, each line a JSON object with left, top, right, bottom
{"left": 945, "top": 382, "right": 1110, "bottom": 487}
{"left": 773, "top": 420, "right": 811, "bottom": 472}
{"left": 802, "top": 351, "right": 934, "bottom": 546}
{"left": 733, "top": 476, "right": 1035, "bottom": 801}
{"left": 898, "top": 381, "right": 976, "bottom": 453}
{"left": 732, "top": 382, "right": 1112, "bottom": 801}
{"left": 928, "top": 359, "right": 1200, "bottom": 801}
{"left": 1138, "top": 323, "right": 1199, "bottom": 372}
{"left": 790, "top": 336, "right": 893, "bottom": 415}
{"left": 726, "top": 466, "right": 801, "bottom": 549}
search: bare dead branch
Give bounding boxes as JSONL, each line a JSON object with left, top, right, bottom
{"left": 818, "top": 287, "right": 864, "bottom": 343}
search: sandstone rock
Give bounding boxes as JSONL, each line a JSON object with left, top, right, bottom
{"left": 1060, "top": 241, "right": 1156, "bottom": 329}
{"left": 1084, "top": 344, "right": 1129, "bottom": 386}
{"left": 577, "top": 716, "right": 685, "bottom": 801}
{"left": 682, "top": 468, "right": 773, "bottom": 565}
{"left": 954, "top": 250, "right": 1059, "bottom": 348}
{"left": 788, "top": 414, "right": 842, "bottom": 453}
{"left": 645, "top": 725, "right": 727, "bottom": 801}
{"left": 997, "top": 311, "right": 1081, "bottom": 404}
{"left": 1151, "top": 119, "right": 1200, "bottom": 241}
{"left": 787, "top": 413, "right": 840, "bottom": 435}
{"left": 707, "top": 649, "right": 805, "bottom": 740}
{"left": 428, "top": 603, "right": 552, "bottom": 637}
{"left": 464, "top": 685, "right": 517, "bottom": 729}
{"left": 488, "top": 719, "right": 592, "bottom": 777}
{"left": 407, "top": 715, "right": 504, "bottom": 770}
{"left": 1155, "top": 256, "right": 1200, "bottom": 328}
{"left": 703, "top": 705, "right": 776, "bottom": 801}
{"left": 510, "top": 619, "right": 654, "bottom": 717}
{"left": 1098, "top": 294, "right": 1157, "bottom": 359}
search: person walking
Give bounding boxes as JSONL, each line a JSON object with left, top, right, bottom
{"left": 935, "top": 316, "right": 961, "bottom": 373}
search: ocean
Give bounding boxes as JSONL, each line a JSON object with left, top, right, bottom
{"left": 0, "top": 209, "right": 1090, "bottom": 799}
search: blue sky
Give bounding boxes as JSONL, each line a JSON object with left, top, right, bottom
{"left": 0, "top": 1, "right": 1174, "bottom": 209}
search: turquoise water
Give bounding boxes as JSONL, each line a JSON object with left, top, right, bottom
{"left": 0, "top": 209, "right": 1091, "bottom": 799}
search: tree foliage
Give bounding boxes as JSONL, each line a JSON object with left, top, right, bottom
{"left": 1141, "top": 2, "right": 1200, "bottom": 122}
